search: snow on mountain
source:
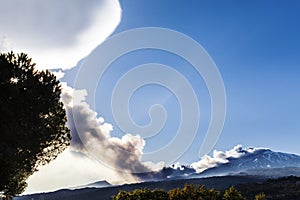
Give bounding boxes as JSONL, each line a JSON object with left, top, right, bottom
{"left": 199, "top": 147, "right": 300, "bottom": 177}
{"left": 136, "top": 145, "right": 300, "bottom": 181}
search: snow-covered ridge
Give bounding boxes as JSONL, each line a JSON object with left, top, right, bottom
{"left": 136, "top": 145, "right": 300, "bottom": 182}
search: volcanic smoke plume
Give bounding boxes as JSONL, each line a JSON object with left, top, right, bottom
{"left": 61, "top": 84, "right": 158, "bottom": 183}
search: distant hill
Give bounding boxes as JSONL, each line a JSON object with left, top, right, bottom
{"left": 14, "top": 175, "right": 265, "bottom": 200}
{"left": 14, "top": 175, "right": 300, "bottom": 200}
{"left": 69, "top": 180, "right": 111, "bottom": 190}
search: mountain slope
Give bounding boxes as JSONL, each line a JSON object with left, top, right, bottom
{"left": 14, "top": 147, "right": 300, "bottom": 199}
{"left": 198, "top": 148, "right": 300, "bottom": 177}
{"left": 69, "top": 180, "right": 111, "bottom": 190}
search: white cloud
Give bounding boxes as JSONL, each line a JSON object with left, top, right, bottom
{"left": 0, "top": 0, "right": 121, "bottom": 69}
{"left": 191, "top": 145, "right": 258, "bottom": 173}
{"left": 52, "top": 70, "right": 65, "bottom": 80}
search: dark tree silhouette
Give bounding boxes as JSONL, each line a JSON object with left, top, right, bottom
{"left": 112, "top": 184, "right": 262, "bottom": 200}
{"left": 0, "top": 52, "right": 71, "bottom": 197}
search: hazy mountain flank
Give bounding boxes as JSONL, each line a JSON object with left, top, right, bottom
{"left": 15, "top": 147, "right": 300, "bottom": 200}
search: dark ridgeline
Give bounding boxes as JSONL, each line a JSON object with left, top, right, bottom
{"left": 14, "top": 176, "right": 300, "bottom": 200}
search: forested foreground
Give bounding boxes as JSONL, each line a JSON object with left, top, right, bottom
{"left": 112, "top": 184, "right": 259, "bottom": 200}
{"left": 236, "top": 176, "right": 300, "bottom": 200}
{"left": 112, "top": 176, "right": 300, "bottom": 200}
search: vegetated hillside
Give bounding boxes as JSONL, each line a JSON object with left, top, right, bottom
{"left": 237, "top": 176, "right": 300, "bottom": 200}
{"left": 14, "top": 176, "right": 265, "bottom": 200}
{"left": 15, "top": 176, "right": 300, "bottom": 200}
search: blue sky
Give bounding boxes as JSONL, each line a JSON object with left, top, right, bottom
{"left": 1, "top": 0, "right": 300, "bottom": 193}
{"left": 63, "top": 0, "right": 300, "bottom": 163}
{"left": 113, "top": 0, "right": 300, "bottom": 156}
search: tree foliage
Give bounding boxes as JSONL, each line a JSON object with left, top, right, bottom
{"left": 254, "top": 192, "right": 266, "bottom": 200}
{"left": 112, "top": 188, "right": 168, "bottom": 200}
{"left": 113, "top": 184, "right": 250, "bottom": 200}
{"left": 0, "top": 52, "right": 71, "bottom": 197}
{"left": 168, "top": 184, "right": 221, "bottom": 200}
{"left": 223, "top": 186, "right": 247, "bottom": 200}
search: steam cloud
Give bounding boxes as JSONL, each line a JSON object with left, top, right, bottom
{"left": 60, "top": 85, "right": 264, "bottom": 184}
{"left": 191, "top": 144, "right": 253, "bottom": 173}
{"left": 136, "top": 145, "right": 265, "bottom": 181}
{"left": 61, "top": 84, "right": 158, "bottom": 184}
